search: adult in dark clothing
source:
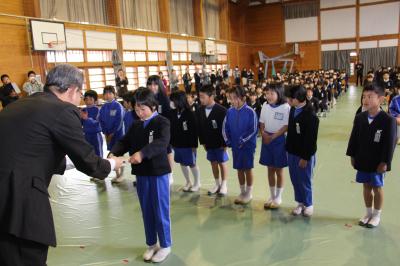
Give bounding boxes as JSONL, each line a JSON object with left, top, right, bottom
{"left": 115, "top": 69, "right": 129, "bottom": 97}
{"left": 194, "top": 70, "right": 202, "bottom": 95}
{"left": 355, "top": 61, "right": 364, "bottom": 87}
{"left": 0, "top": 64, "right": 125, "bottom": 266}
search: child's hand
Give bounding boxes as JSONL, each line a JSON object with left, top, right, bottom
{"left": 299, "top": 159, "right": 308, "bottom": 168}
{"left": 80, "top": 110, "right": 88, "bottom": 120}
{"left": 377, "top": 163, "right": 387, "bottom": 173}
{"left": 129, "top": 152, "right": 143, "bottom": 164}
{"left": 105, "top": 134, "right": 114, "bottom": 144}
{"left": 262, "top": 132, "right": 273, "bottom": 145}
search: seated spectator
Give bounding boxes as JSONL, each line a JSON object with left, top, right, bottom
{"left": 23, "top": 70, "right": 43, "bottom": 95}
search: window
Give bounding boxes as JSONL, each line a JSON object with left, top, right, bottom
{"left": 147, "top": 52, "right": 167, "bottom": 62}
{"left": 123, "top": 51, "right": 147, "bottom": 62}
{"left": 87, "top": 50, "right": 112, "bottom": 62}
{"left": 218, "top": 54, "right": 228, "bottom": 62}
{"left": 350, "top": 51, "right": 357, "bottom": 57}
{"left": 105, "top": 67, "right": 116, "bottom": 87}
{"left": 88, "top": 68, "right": 105, "bottom": 94}
{"left": 172, "top": 52, "right": 190, "bottom": 62}
{"left": 126, "top": 67, "right": 138, "bottom": 91}
{"left": 189, "top": 65, "right": 196, "bottom": 76}
{"left": 180, "top": 52, "right": 187, "bottom": 61}
{"left": 172, "top": 53, "right": 180, "bottom": 61}
{"left": 138, "top": 67, "right": 148, "bottom": 87}
{"left": 78, "top": 68, "right": 87, "bottom": 90}
{"left": 149, "top": 66, "right": 159, "bottom": 76}
{"left": 46, "top": 50, "right": 84, "bottom": 63}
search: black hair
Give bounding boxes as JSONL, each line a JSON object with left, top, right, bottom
{"left": 134, "top": 87, "right": 158, "bottom": 110}
{"left": 362, "top": 83, "right": 384, "bottom": 97}
{"left": 170, "top": 90, "right": 190, "bottom": 112}
{"left": 27, "top": 70, "right": 36, "bottom": 77}
{"left": 266, "top": 83, "right": 287, "bottom": 105}
{"left": 84, "top": 90, "right": 98, "bottom": 101}
{"left": 146, "top": 75, "right": 164, "bottom": 94}
{"left": 227, "top": 86, "right": 246, "bottom": 99}
{"left": 103, "top": 85, "right": 116, "bottom": 95}
{"left": 122, "top": 91, "right": 136, "bottom": 106}
{"left": 285, "top": 85, "right": 307, "bottom": 103}
{"left": 199, "top": 84, "right": 216, "bottom": 97}
{"left": 1, "top": 74, "right": 9, "bottom": 82}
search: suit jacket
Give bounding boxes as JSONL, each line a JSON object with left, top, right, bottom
{"left": 0, "top": 92, "right": 111, "bottom": 247}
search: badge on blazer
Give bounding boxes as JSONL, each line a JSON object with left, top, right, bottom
{"left": 212, "top": 120, "right": 218, "bottom": 129}
{"left": 374, "top": 130, "right": 382, "bottom": 143}
{"left": 110, "top": 110, "right": 117, "bottom": 116}
{"left": 296, "top": 123, "right": 301, "bottom": 134}
{"left": 158, "top": 105, "right": 162, "bottom": 114}
{"left": 274, "top": 112, "right": 284, "bottom": 120}
{"left": 149, "top": 130, "right": 154, "bottom": 143}
{"left": 183, "top": 121, "right": 188, "bottom": 131}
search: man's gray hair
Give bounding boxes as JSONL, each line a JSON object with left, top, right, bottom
{"left": 44, "top": 64, "right": 84, "bottom": 93}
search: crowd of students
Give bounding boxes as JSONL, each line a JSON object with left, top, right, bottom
{"left": 1, "top": 65, "right": 399, "bottom": 263}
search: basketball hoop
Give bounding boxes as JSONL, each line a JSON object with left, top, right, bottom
{"left": 47, "top": 40, "right": 65, "bottom": 49}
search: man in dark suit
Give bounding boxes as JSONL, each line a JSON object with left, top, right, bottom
{"left": 355, "top": 60, "right": 364, "bottom": 87}
{"left": 0, "top": 64, "right": 125, "bottom": 266}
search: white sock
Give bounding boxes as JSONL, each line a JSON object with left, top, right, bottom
{"left": 275, "top": 187, "right": 284, "bottom": 200}
{"left": 221, "top": 179, "right": 227, "bottom": 188}
{"left": 373, "top": 209, "right": 381, "bottom": 218}
{"left": 269, "top": 186, "right": 276, "bottom": 199}
{"left": 246, "top": 186, "right": 253, "bottom": 196}
{"left": 240, "top": 185, "right": 246, "bottom": 195}
{"left": 366, "top": 207, "right": 373, "bottom": 216}
{"left": 180, "top": 165, "right": 191, "bottom": 184}
{"left": 190, "top": 166, "right": 200, "bottom": 186}
{"left": 215, "top": 178, "right": 221, "bottom": 186}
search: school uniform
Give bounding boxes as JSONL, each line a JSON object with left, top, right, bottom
{"left": 314, "top": 88, "right": 328, "bottom": 112}
{"left": 99, "top": 99, "right": 125, "bottom": 150}
{"left": 286, "top": 105, "right": 319, "bottom": 207}
{"left": 115, "top": 77, "right": 128, "bottom": 97}
{"left": 82, "top": 105, "right": 103, "bottom": 157}
{"left": 249, "top": 100, "right": 261, "bottom": 118}
{"left": 223, "top": 104, "right": 258, "bottom": 170}
{"left": 123, "top": 109, "right": 137, "bottom": 135}
{"left": 169, "top": 109, "right": 198, "bottom": 166}
{"left": 259, "top": 103, "right": 290, "bottom": 168}
{"left": 389, "top": 95, "right": 400, "bottom": 136}
{"left": 197, "top": 103, "right": 228, "bottom": 163}
{"left": 346, "top": 111, "right": 397, "bottom": 187}
{"left": 307, "top": 96, "right": 319, "bottom": 114}
{"left": 154, "top": 91, "right": 172, "bottom": 154}
{"left": 111, "top": 113, "right": 172, "bottom": 248}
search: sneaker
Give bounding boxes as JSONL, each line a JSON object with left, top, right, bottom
{"left": 366, "top": 215, "right": 380, "bottom": 228}
{"left": 143, "top": 245, "right": 159, "bottom": 261}
{"left": 182, "top": 182, "right": 192, "bottom": 192}
{"left": 303, "top": 206, "right": 314, "bottom": 217}
{"left": 151, "top": 247, "right": 171, "bottom": 263}
{"left": 358, "top": 214, "right": 371, "bottom": 226}
{"left": 111, "top": 176, "right": 124, "bottom": 183}
{"left": 218, "top": 183, "right": 228, "bottom": 196}
{"left": 208, "top": 184, "right": 220, "bottom": 195}
{"left": 241, "top": 193, "right": 253, "bottom": 205}
{"left": 269, "top": 198, "right": 282, "bottom": 209}
{"left": 190, "top": 184, "right": 200, "bottom": 192}
{"left": 234, "top": 194, "right": 244, "bottom": 205}
{"left": 263, "top": 198, "right": 274, "bottom": 209}
{"left": 291, "top": 204, "right": 304, "bottom": 216}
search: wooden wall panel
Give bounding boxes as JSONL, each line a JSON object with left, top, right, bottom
{"left": 228, "top": 2, "right": 245, "bottom": 43}
{"left": 0, "top": 0, "right": 24, "bottom": 16}
{"left": 0, "top": 20, "right": 41, "bottom": 88}
{"left": 245, "top": 4, "right": 284, "bottom": 45}
{"left": 296, "top": 42, "right": 321, "bottom": 71}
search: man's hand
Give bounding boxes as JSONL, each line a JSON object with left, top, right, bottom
{"left": 299, "top": 159, "right": 308, "bottom": 169}
{"left": 129, "top": 152, "right": 143, "bottom": 165}
{"left": 377, "top": 162, "right": 387, "bottom": 173}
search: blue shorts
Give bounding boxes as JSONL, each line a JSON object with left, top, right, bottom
{"left": 206, "top": 148, "right": 229, "bottom": 163}
{"left": 232, "top": 148, "right": 255, "bottom": 170}
{"left": 356, "top": 171, "right": 385, "bottom": 187}
{"left": 259, "top": 134, "right": 288, "bottom": 168}
{"left": 173, "top": 147, "right": 196, "bottom": 166}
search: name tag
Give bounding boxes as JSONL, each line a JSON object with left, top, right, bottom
{"left": 158, "top": 105, "right": 162, "bottom": 114}
{"left": 212, "top": 120, "right": 218, "bottom": 129}
{"left": 296, "top": 123, "right": 301, "bottom": 134}
{"left": 110, "top": 110, "right": 117, "bottom": 116}
{"left": 374, "top": 130, "right": 382, "bottom": 143}
{"left": 149, "top": 131, "right": 154, "bottom": 143}
{"left": 183, "top": 121, "right": 188, "bottom": 131}
{"left": 274, "top": 112, "right": 284, "bottom": 120}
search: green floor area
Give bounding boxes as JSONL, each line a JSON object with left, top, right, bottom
{"left": 48, "top": 86, "right": 400, "bottom": 266}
